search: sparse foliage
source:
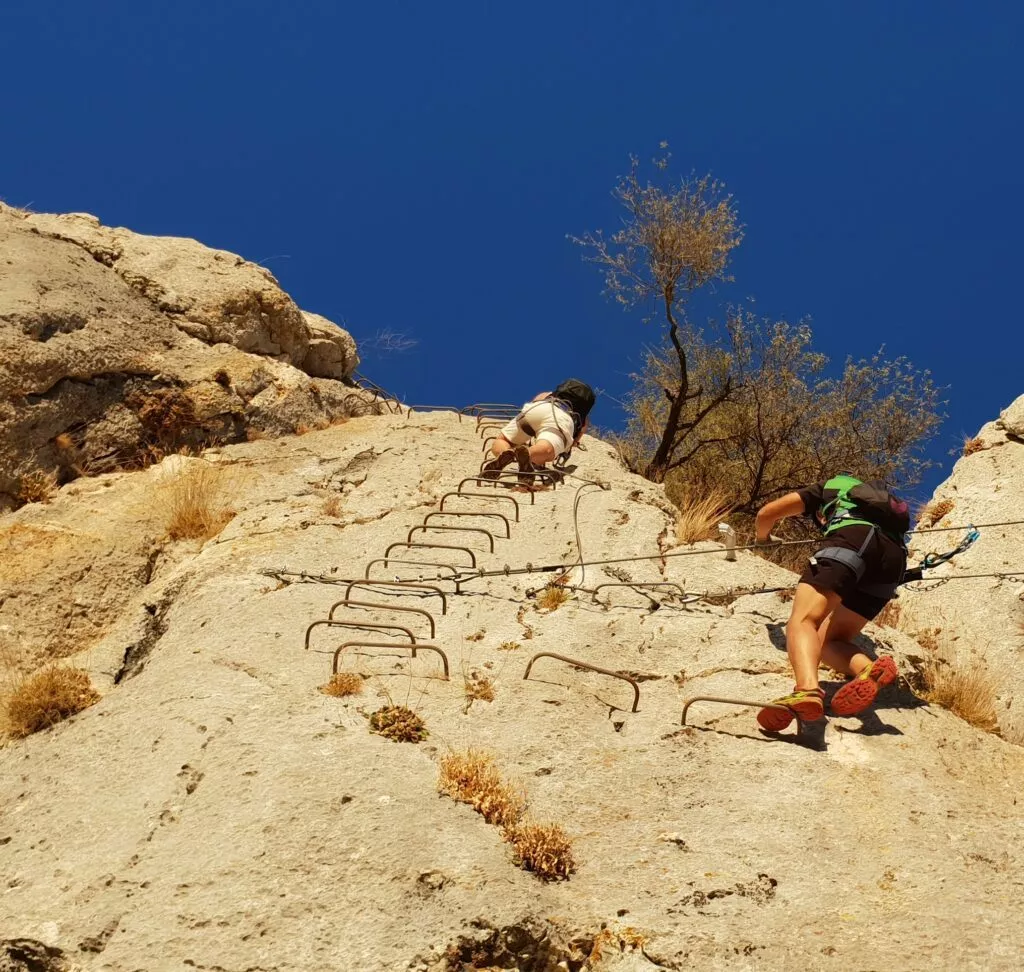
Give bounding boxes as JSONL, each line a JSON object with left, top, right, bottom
{"left": 618, "top": 312, "right": 943, "bottom": 515}
{"left": 505, "top": 821, "right": 577, "bottom": 882}
{"left": 674, "top": 488, "right": 732, "bottom": 544}
{"left": 573, "top": 149, "right": 743, "bottom": 482}
{"left": 17, "top": 469, "right": 58, "bottom": 505}
{"left": 439, "top": 750, "right": 526, "bottom": 828}
{"left": 463, "top": 670, "right": 495, "bottom": 703}
{"left": 319, "top": 673, "right": 363, "bottom": 697}
{"left": 535, "top": 584, "right": 570, "bottom": 612}
{"left": 162, "top": 462, "right": 235, "bottom": 541}
{"left": 2, "top": 666, "right": 100, "bottom": 738}
{"left": 369, "top": 704, "right": 427, "bottom": 743}
{"left": 921, "top": 658, "right": 999, "bottom": 733}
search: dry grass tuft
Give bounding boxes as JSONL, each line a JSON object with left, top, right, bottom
{"left": 463, "top": 671, "right": 495, "bottom": 703}
{"left": 921, "top": 658, "right": 999, "bottom": 733}
{"left": 54, "top": 433, "right": 75, "bottom": 452}
{"left": 675, "top": 489, "right": 732, "bottom": 545}
{"left": 322, "top": 494, "right": 343, "bottom": 518}
{"left": 17, "top": 469, "right": 59, "bottom": 505}
{"left": 319, "top": 672, "right": 363, "bottom": 697}
{"left": 295, "top": 423, "right": 312, "bottom": 436}
{"left": 162, "top": 462, "right": 235, "bottom": 541}
{"left": 498, "top": 640, "right": 522, "bottom": 652}
{"left": 438, "top": 750, "right": 526, "bottom": 828}
{"left": 2, "top": 666, "right": 100, "bottom": 738}
{"left": 465, "top": 629, "right": 485, "bottom": 642}
{"left": 535, "top": 584, "right": 570, "bottom": 612}
{"left": 504, "top": 821, "right": 576, "bottom": 882}
{"left": 369, "top": 704, "right": 428, "bottom": 743}
{"left": 918, "top": 497, "right": 955, "bottom": 528}
{"left": 962, "top": 436, "right": 985, "bottom": 456}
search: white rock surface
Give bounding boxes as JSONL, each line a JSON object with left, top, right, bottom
{"left": 1, "top": 413, "right": 1022, "bottom": 971}
{"left": 0, "top": 203, "right": 361, "bottom": 510}
{"left": 897, "top": 391, "right": 1024, "bottom": 740}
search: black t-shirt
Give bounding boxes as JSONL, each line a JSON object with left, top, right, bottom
{"left": 796, "top": 483, "right": 828, "bottom": 525}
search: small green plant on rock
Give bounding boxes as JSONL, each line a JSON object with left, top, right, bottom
{"left": 369, "top": 704, "right": 428, "bottom": 743}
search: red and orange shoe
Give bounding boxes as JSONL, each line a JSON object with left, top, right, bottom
{"left": 757, "top": 687, "right": 825, "bottom": 732}
{"left": 830, "top": 656, "right": 898, "bottom": 717}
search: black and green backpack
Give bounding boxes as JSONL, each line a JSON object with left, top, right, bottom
{"left": 551, "top": 379, "right": 595, "bottom": 438}
{"left": 819, "top": 474, "right": 910, "bottom": 541}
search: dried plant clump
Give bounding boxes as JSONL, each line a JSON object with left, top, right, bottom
{"left": 295, "top": 423, "right": 312, "bottom": 436}
{"left": 319, "top": 673, "right": 363, "bottom": 697}
{"left": 465, "top": 629, "right": 486, "bottom": 642}
{"left": 914, "top": 628, "right": 941, "bottom": 653}
{"left": 505, "top": 821, "right": 577, "bottom": 882}
{"left": 535, "top": 584, "right": 570, "bottom": 613}
{"left": 163, "top": 462, "right": 235, "bottom": 541}
{"left": 438, "top": 750, "right": 526, "bottom": 828}
{"left": 130, "top": 387, "right": 199, "bottom": 450}
{"left": 675, "top": 489, "right": 732, "bottom": 545}
{"left": 369, "top": 705, "right": 428, "bottom": 743}
{"left": 498, "top": 641, "right": 522, "bottom": 652}
{"left": 17, "top": 469, "right": 59, "bottom": 505}
{"left": 962, "top": 436, "right": 985, "bottom": 456}
{"left": 322, "top": 494, "right": 343, "bottom": 518}
{"left": 213, "top": 369, "right": 232, "bottom": 388}
{"left": 464, "top": 671, "right": 495, "bottom": 703}
{"left": 918, "top": 498, "right": 955, "bottom": 528}
{"left": 2, "top": 666, "right": 100, "bottom": 738}
{"left": 921, "top": 658, "right": 999, "bottom": 733}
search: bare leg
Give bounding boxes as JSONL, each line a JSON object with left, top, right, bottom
{"left": 786, "top": 583, "right": 842, "bottom": 691}
{"left": 528, "top": 440, "right": 557, "bottom": 465}
{"left": 817, "top": 605, "right": 872, "bottom": 677}
{"left": 490, "top": 436, "right": 515, "bottom": 459}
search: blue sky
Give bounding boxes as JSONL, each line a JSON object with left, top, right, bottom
{"left": 3, "top": 1, "right": 1022, "bottom": 498}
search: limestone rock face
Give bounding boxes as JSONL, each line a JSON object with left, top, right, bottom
{"left": 1, "top": 413, "right": 1022, "bottom": 971}
{"left": 0, "top": 203, "right": 361, "bottom": 510}
{"left": 897, "top": 391, "right": 1024, "bottom": 740}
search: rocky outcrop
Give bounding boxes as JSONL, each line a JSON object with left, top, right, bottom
{"left": 2, "top": 413, "right": 1023, "bottom": 970}
{"left": 0, "top": 203, "right": 361, "bottom": 510}
{"left": 897, "top": 391, "right": 1024, "bottom": 740}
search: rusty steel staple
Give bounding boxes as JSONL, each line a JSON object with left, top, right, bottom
{"left": 456, "top": 477, "right": 537, "bottom": 503}
{"left": 331, "top": 640, "right": 450, "bottom": 679}
{"left": 680, "top": 696, "right": 804, "bottom": 733}
{"left": 327, "top": 598, "right": 436, "bottom": 639}
{"left": 340, "top": 579, "right": 448, "bottom": 614}
{"left": 382, "top": 541, "right": 477, "bottom": 568}
{"left": 342, "top": 393, "right": 384, "bottom": 417}
{"left": 522, "top": 651, "right": 641, "bottom": 713}
{"left": 475, "top": 465, "right": 564, "bottom": 487}
{"left": 406, "top": 524, "right": 495, "bottom": 553}
{"left": 440, "top": 491, "right": 521, "bottom": 520}
{"left": 477, "top": 423, "right": 506, "bottom": 438}
{"left": 423, "top": 510, "right": 511, "bottom": 539}
{"left": 305, "top": 619, "right": 417, "bottom": 651}
{"left": 481, "top": 436, "right": 497, "bottom": 454}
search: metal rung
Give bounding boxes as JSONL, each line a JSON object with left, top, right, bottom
{"left": 332, "top": 640, "right": 449, "bottom": 679}
{"left": 440, "top": 491, "right": 520, "bottom": 520}
{"left": 474, "top": 466, "right": 563, "bottom": 487}
{"left": 327, "top": 599, "right": 436, "bottom": 639}
{"left": 383, "top": 541, "right": 476, "bottom": 568}
{"left": 482, "top": 436, "right": 498, "bottom": 453}
{"left": 423, "top": 510, "right": 511, "bottom": 539}
{"left": 456, "top": 477, "right": 537, "bottom": 503}
{"left": 363, "top": 559, "right": 464, "bottom": 592}
{"left": 305, "top": 619, "right": 416, "bottom": 651}
{"left": 406, "top": 524, "right": 495, "bottom": 553}
{"left": 523, "top": 651, "right": 640, "bottom": 713}
{"left": 477, "top": 423, "right": 506, "bottom": 437}
{"left": 340, "top": 579, "right": 448, "bottom": 614}
{"left": 681, "top": 696, "right": 803, "bottom": 733}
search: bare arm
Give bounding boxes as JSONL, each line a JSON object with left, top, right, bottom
{"left": 755, "top": 491, "right": 806, "bottom": 542}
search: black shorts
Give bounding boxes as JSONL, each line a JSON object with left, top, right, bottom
{"left": 798, "top": 524, "right": 906, "bottom": 621}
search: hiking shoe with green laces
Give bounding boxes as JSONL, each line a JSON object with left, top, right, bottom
{"left": 757, "top": 687, "right": 825, "bottom": 732}
{"left": 830, "top": 655, "right": 898, "bottom": 717}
